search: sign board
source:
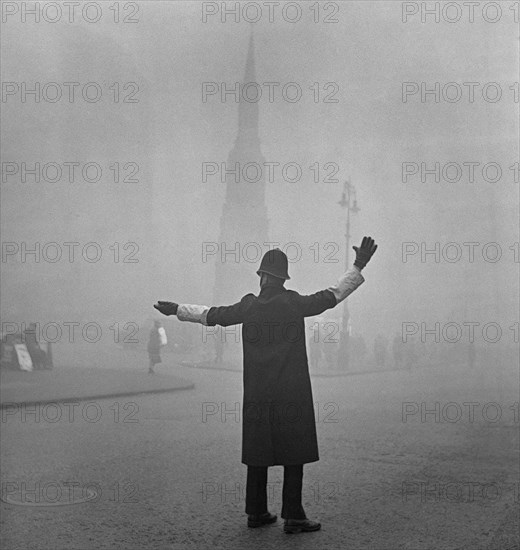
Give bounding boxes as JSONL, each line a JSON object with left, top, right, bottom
{"left": 158, "top": 327, "right": 168, "bottom": 346}
{"left": 14, "top": 343, "right": 33, "bottom": 372}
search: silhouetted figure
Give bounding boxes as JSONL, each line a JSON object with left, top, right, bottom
{"left": 154, "top": 237, "right": 378, "bottom": 532}
{"left": 392, "top": 332, "right": 403, "bottom": 369}
{"left": 374, "top": 334, "right": 387, "bottom": 368}
{"left": 147, "top": 321, "right": 165, "bottom": 374}
{"left": 404, "top": 339, "right": 417, "bottom": 370}
{"left": 349, "top": 334, "right": 367, "bottom": 370}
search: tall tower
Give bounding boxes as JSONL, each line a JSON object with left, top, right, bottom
{"left": 213, "top": 32, "right": 269, "bottom": 306}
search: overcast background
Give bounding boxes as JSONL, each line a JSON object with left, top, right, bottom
{"left": 1, "top": 0, "right": 518, "bottom": 350}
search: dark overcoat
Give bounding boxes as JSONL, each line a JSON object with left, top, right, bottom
{"left": 205, "top": 283, "right": 337, "bottom": 466}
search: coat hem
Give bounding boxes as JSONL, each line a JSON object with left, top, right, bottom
{"left": 241, "top": 457, "right": 319, "bottom": 467}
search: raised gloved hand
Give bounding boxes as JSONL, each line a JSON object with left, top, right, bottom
{"left": 154, "top": 301, "right": 179, "bottom": 316}
{"left": 353, "top": 236, "right": 377, "bottom": 270}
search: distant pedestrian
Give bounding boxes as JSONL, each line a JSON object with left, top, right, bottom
{"left": 349, "top": 334, "right": 367, "bottom": 369}
{"left": 147, "top": 321, "right": 166, "bottom": 374}
{"left": 404, "top": 339, "right": 417, "bottom": 370}
{"left": 374, "top": 334, "right": 387, "bottom": 368}
{"left": 392, "top": 332, "right": 403, "bottom": 369}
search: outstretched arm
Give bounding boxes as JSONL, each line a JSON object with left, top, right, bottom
{"left": 154, "top": 298, "right": 250, "bottom": 327}
{"left": 329, "top": 236, "right": 377, "bottom": 302}
{"left": 153, "top": 237, "right": 377, "bottom": 322}
{"left": 326, "top": 266, "right": 364, "bottom": 305}
{"left": 154, "top": 302, "right": 210, "bottom": 325}
{"left": 297, "top": 236, "right": 378, "bottom": 316}
{"left": 329, "top": 236, "right": 377, "bottom": 303}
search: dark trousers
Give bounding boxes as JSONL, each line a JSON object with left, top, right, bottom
{"left": 245, "top": 465, "right": 306, "bottom": 520}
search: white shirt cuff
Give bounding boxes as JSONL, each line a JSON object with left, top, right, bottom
{"left": 327, "top": 267, "right": 365, "bottom": 304}
{"left": 177, "top": 304, "right": 210, "bottom": 325}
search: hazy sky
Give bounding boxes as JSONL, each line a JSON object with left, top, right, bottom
{"left": 1, "top": 1, "right": 518, "bottom": 340}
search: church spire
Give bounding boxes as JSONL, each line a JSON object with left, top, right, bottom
{"left": 214, "top": 30, "right": 269, "bottom": 310}
{"left": 235, "top": 29, "right": 259, "bottom": 149}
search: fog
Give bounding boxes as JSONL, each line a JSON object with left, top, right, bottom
{"left": 2, "top": 4, "right": 518, "bottom": 340}
{"left": 0, "top": 2, "right": 518, "bottom": 546}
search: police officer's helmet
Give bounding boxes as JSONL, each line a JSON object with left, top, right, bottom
{"left": 256, "top": 248, "right": 290, "bottom": 280}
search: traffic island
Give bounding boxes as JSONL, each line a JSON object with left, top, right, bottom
{"left": 0, "top": 366, "right": 194, "bottom": 407}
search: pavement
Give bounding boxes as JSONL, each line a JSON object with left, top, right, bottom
{"left": 1, "top": 359, "right": 518, "bottom": 550}
{"left": 0, "top": 366, "right": 194, "bottom": 407}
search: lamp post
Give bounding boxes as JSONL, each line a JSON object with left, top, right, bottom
{"left": 338, "top": 178, "right": 359, "bottom": 369}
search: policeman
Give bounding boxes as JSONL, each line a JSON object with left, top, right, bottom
{"left": 154, "top": 236, "right": 377, "bottom": 533}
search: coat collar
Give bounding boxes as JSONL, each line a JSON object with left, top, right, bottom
{"left": 258, "top": 283, "right": 286, "bottom": 300}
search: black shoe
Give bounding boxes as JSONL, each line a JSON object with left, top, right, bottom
{"left": 247, "top": 512, "right": 277, "bottom": 528}
{"left": 284, "top": 518, "right": 321, "bottom": 534}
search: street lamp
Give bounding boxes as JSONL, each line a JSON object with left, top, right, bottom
{"left": 337, "top": 178, "right": 359, "bottom": 369}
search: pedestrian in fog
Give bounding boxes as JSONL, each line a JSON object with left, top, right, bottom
{"left": 374, "top": 333, "right": 387, "bottom": 368}
{"left": 154, "top": 237, "right": 377, "bottom": 533}
{"left": 392, "top": 332, "right": 403, "bottom": 369}
{"left": 147, "top": 320, "right": 166, "bottom": 374}
{"left": 404, "top": 338, "right": 417, "bottom": 370}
